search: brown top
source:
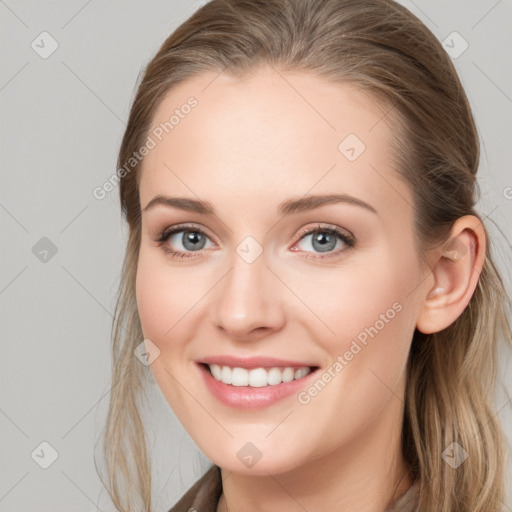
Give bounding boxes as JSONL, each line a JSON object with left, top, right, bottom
{"left": 168, "top": 465, "right": 420, "bottom": 512}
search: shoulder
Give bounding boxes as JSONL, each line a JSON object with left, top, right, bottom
{"left": 167, "top": 464, "right": 223, "bottom": 512}
{"left": 385, "top": 480, "right": 420, "bottom": 512}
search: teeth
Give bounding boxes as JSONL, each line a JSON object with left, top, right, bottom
{"left": 282, "top": 367, "right": 295, "bottom": 383}
{"left": 220, "top": 365, "right": 231, "bottom": 384}
{"left": 248, "top": 368, "right": 266, "bottom": 387}
{"left": 232, "top": 367, "right": 249, "bottom": 386}
{"left": 207, "top": 364, "right": 312, "bottom": 387}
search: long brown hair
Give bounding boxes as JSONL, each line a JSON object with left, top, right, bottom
{"left": 100, "top": 1, "right": 512, "bottom": 510}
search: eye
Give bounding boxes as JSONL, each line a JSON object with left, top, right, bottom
{"left": 291, "top": 224, "right": 355, "bottom": 259}
{"left": 157, "top": 224, "right": 215, "bottom": 259}
{"left": 156, "top": 222, "right": 355, "bottom": 260}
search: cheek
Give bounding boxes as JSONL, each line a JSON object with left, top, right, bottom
{"left": 135, "top": 249, "right": 196, "bottom": 346}
{"left": 136, "top": 255, "right": 167, "bottom": 342}
{"left": 303, "top": 251, "right": 418, "bottom": 405}
{"left": 298, "top": 251, "right": 415, "bottom": 348}
{"left": 135, "top": 250, "right": 200, "bottom": 409}
{"left": 296, "top": 290, "right": 415, "bottom": 449}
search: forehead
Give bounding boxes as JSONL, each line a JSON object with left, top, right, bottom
{"left": 139, "top": 66, "right": 413, "bottom": 220}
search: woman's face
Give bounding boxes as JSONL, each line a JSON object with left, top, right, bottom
{"left": 136, "top": 67, "right": 431, "bottom": 475}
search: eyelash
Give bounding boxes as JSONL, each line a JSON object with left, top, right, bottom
{"left": 156, "top": 223, "right": 356, "bottom": 261}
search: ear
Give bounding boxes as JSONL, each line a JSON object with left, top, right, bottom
{"left": 416, "top": 215, "right": 486, "bottom": 335}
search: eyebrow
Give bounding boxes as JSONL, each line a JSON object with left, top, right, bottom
{"left": 142, "top": 193, "right": 378, "bottom": 216}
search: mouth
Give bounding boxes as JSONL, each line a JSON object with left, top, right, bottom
{"left": 196, "top": 359, "right": 320, "bottom": 409}
{"left": 201, "top": 363, "right": 317, "bottom": 387}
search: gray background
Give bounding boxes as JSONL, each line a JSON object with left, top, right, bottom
{"left": 1, "top": 1, "right": 511, "bottom": 511}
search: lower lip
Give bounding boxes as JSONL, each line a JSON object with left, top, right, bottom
{"left": 197, "top": 363, "right": 319, "bottom": 410}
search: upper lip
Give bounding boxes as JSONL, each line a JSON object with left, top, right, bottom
{"left": 198, "top": 355, "right": 318, "bottom": 369}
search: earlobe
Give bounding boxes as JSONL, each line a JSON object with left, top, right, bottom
{"left": 416, "top": 215, "right": 486, "bottom": 335}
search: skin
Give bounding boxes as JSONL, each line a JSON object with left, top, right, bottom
{"left": 135, "top": 65, "right": 486, "bottom": 511}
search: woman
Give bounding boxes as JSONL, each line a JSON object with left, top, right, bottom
{"left": 101, "top": 0, "right": 512, "bottom": 510}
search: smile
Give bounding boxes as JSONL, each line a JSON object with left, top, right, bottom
{"left": 207, "top": 364, "right": 312, "bottom": 387}
{"left": 197, "top": 360, "right": 320, "bottom": 409}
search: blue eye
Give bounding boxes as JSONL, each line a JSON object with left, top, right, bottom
{"left": 157, "top": 224, "right": 213, "bottom": 258}
{"left": 157, "top": 223, "right": 355, "bottom": 260}
{"left": 292, "top": 224, "right": 355, "bottom": 259}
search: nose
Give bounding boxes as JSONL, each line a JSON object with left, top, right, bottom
{"left": 211, "top": 247, "right": 286, "bottom": 341}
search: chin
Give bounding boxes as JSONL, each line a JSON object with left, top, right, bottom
{"left": 199, "top": 438, "right": 312, "bottom": 476}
